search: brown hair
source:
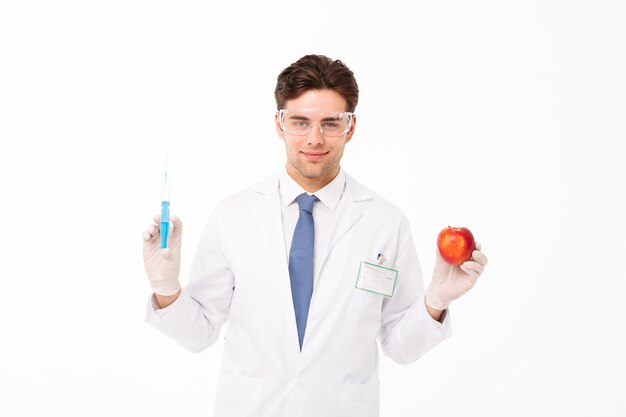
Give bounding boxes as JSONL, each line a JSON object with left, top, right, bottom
{"left": 274, "top": 54, "right": 359, "bottom": 112}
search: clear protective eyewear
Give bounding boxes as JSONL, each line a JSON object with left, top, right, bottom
{"left": 279, "top": 109, "right": 354, "bottom": 137}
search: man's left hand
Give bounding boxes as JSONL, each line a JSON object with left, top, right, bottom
{"left": 425, "top": 242, "right": 489, "bottom": 310}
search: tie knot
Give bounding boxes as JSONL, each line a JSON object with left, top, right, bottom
{"left": 296, "top": 193, "right": 318, "bottom": 214}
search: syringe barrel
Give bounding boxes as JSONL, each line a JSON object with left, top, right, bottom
{"left": 161, "top": 200, "right": 170, "bottom": 219}
{"left": 161, "top": 181, "right": 171, "bottom": 201}
{"left": 160, "top": 201, "right": 170, "bottom": 249}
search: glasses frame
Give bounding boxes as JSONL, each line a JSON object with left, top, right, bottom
{"left": 278, "top": 109, "right": 354, "bottom": 137}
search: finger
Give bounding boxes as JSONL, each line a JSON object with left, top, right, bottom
{"left": 147, "top": 223, "right": 158, "bottom": 235}
{"left": 153, "top": 214, "right": 181, "bottom": 228}
{"left": 458, "top": 267, "right": 479, "bottom": 283}
{"left": 143, "top": 224, "right": 159, "bottom": 241}
{"left": 169, "top": 215, "right": 183, "bottom": 241}
{"left": 471, "top": 250, "right": 488, "bottom": 266}
{"left": 170, "top": 215, "right": 182, "bottom": 230}
{"left": 460, "top": 261, "right": 484, "bottom": 280}
{"left": 475, "top": 241, "right": 481, "bottom": 251}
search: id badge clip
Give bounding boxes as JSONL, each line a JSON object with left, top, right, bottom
{"left": 355, "top": 253, "right": 398, "bottom": 297}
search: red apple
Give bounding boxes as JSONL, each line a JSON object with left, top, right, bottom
{"left": 437, "top": 226, "right": 475, "bottom": 265}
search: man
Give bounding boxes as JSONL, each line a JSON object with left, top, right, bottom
{"left": 142, "top": 54, "right": 488, "bottom": 417}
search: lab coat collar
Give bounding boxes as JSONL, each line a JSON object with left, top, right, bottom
{"left": 278, "top": 168, "right": 346, "bottom": 213}
{"left": 251, "top": 169, "right": 371, "bottom": 204}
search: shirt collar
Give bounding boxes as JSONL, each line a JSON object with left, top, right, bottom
{"left": 279, "top": 167, "right": 346, "bottom": 212}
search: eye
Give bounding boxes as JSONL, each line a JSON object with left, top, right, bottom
{"left": 285, "top": 117, "right": 309, "bottom": 126}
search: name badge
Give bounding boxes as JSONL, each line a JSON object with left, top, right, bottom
{"left": 355, "top": 261, "right": 398, "bottom": 297}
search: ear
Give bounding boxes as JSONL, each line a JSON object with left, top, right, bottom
{"left": 275, "top": 112, "right": 285, "bottom": 140}
{"left": 345, "top": 114, "right": 356, "bottom": 144}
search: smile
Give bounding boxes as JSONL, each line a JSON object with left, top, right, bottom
{"left": 301, "top": 151, "right": 329, "bottom": 161}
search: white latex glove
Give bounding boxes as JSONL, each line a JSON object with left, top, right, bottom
{"left": 425, "top": 242, "right": 488, "bottom": 310}
{"left": 142, "top": 214, "right": 182, "bottom": 296}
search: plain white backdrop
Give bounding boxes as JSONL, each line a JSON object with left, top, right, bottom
{"left": 1, "top": 1, "right": 624, "bottom": 416}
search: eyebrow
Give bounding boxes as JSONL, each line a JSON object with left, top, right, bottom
{"left": 287, "top": 115, "right": 341, "bottom": 121}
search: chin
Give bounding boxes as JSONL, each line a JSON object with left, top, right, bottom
{"left": 288, "top": 155, "right": 337, "bottom": 181}
{"left": 294, "top": 163, "right": 324, "bottom": 179}
{"left": 301, "top": 167, "right": 325, "bottom": 179}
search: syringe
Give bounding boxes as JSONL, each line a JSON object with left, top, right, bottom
{"left": 160, "top": 159, "right": 171, "bottom": 249}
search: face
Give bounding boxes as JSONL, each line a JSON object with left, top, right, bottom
{"left": 275, "top": 89, "right": 356, "bottom": 191}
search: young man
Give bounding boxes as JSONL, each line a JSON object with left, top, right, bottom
{"left": 143, "top": 54, "right": 488, "bottom": 417}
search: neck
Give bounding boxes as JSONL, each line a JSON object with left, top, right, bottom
{"left": 286, "top": 165, "right": 340, "bottom": 193}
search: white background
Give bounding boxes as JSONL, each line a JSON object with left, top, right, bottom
{"left": 1, "top": 1, "right": 624, "bottom": 416}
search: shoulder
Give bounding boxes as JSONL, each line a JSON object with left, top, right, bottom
{"left": 211, "top": 171, "right": 279, "bottom": 214}
{"left": 344, "top": 172, "right": 407, "bottom": 222}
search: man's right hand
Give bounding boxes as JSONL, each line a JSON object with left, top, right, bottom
{"left": 142, "top": 215, "right": 183, "bottom": 304}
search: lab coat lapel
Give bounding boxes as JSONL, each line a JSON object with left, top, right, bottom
{"left": 251, "top": 175, "right": 283, "bottom": 264}
{"left": 251, "top": 173, "right": 301, "bottom": 355}
{"left": 318, "top": 173, "right": 371, "bottom": 273}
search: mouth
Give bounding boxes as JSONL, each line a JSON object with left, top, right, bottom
{"left": 301, "top": 151, "right": 329, "bottom": 161}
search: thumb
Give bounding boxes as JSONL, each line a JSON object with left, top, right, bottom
{"left": 168, "top": 215, "right": 183, "bottom": 242}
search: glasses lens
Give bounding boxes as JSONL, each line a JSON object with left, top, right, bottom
{"left": 282, "top": 110, "right": 350, "bottom": 136}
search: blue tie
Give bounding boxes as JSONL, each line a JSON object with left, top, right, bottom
{"left": 289, "top": 193, "right": 318, "bottom": 351}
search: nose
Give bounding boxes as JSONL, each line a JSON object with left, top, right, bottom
{"left": 306, "top": 124, "right": 325, "bottom": 145}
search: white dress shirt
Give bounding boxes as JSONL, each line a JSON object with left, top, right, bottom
{"left": 278, "top": 167, "right": 346, "bottom": 289}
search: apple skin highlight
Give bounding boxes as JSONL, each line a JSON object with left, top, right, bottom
{"left": 437, "top": 226, "right": 476, "bottom": 265}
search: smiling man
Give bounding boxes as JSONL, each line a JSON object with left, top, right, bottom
{"left": 142, "top": 54, "right": 488, "bottom": 417}
{"left": 276, "top": 89, "right": 354, "bottom": 191}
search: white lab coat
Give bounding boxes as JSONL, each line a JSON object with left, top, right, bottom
{"left": 146, "top": 171, "right": 451, "bottom": 417}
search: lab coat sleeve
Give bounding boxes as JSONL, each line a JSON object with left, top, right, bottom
{"left": 378, "top": 214, "right": 452, "bottom": 365}
{"left": 145, "top": 205, "right": 234, "bottom": 353}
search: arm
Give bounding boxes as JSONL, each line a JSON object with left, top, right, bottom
{"left": 378, "top": 215, "right": 452, "bottom": 365}
{"left": 145, "top": 207, "right": 235, "bottom": 353}
{"left": 425, "top": 299, "right": 445, "bottom": 323}
{"left": 155, "top": 290, "right": 181, "bottom": 309}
